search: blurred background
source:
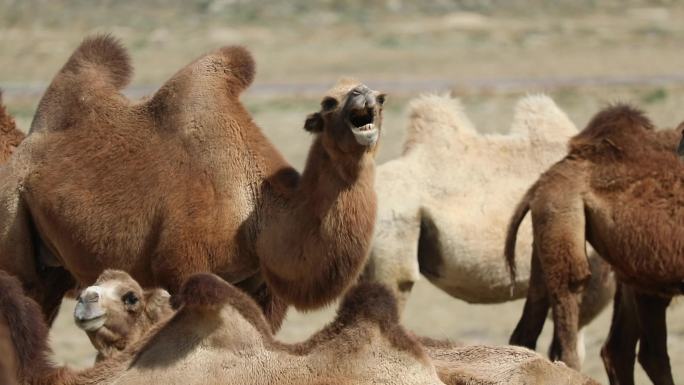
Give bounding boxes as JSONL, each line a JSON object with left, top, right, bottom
{"left": 2, "top": 0, "right": 684, "bottom": 383}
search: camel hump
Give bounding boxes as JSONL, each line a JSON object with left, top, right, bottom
{"left": 570, "top": 104, "right": 654, "bottom": 157}
{"left": 176, "top": 45, "right": 254, "bottom": 95}
{"left": 29, "top": 34, "right": 132, "bottom": 133}
{"left": 146, "top": 46, "right": 255, "bottom": 126}
{"left": 212, "top": 46, "right": 256, "bottom": 92}
{"left": 62, "top": 34, "right": 132, "bottom": 90}
{"left": 336, "top": 283, "right": 400, "bottom": 327}
{"left": 335, "top": 283, "right": 427, "bottom": 359}
{"left": 510, "top": 94, "right": 577, "bottom": 140}
{"left": 176, "top": 273, "right": 274, "bottom": 335}
{"left": 403, "top": 94, "right": 477, "bottom": 154}
{"left": 177, "top": 273, "right": 240, "bottom": 308}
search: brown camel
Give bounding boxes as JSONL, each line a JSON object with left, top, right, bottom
{"left": 73, "top": 270, "right": 173, "bottom": 361}
{"left": 505, "top": 104, "right": 684, "bottom": 384}
{"left": 0, "top": 91, "right": 24, "bottom": 163}
{"left": 0, "top": 270, "right": 597, "bottom": 385}
{"left": 0, "top": 35, "right": 384, "bottom": 328}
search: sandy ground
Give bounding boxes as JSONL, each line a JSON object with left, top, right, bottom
{"left": 3, "top": 2, "right": 684, "bottom": 384}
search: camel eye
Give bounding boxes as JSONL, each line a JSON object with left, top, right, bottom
{"left": 122, "top": 291, "right": 139, "bottom": 306}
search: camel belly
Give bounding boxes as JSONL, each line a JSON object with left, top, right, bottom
{"left": 418, "top": 207, "right": 533, "bottom": 303}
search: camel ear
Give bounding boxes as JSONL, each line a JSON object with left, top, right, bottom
{"left": 304, "top": 112, "right": 324, "bottom": 133}
{"left": 144, "top": 288, "right": 172, "bottom": 322}
{"left": 321, "top": 96, "right": 338, "bottom": 111}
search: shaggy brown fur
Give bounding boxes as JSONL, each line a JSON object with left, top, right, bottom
{"left": 0, "top": 91, "right": 24, "bottom": 163}
{"left": 0, "top": 270, "right": 70, "bottom": 385}
{"left": 1, "top": 35, "right": 384, "bottom": 329}
{"left": 505, "top": 104, "right": 683, "bottom": 382}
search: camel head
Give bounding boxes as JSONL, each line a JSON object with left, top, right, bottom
{"left": 304, "top": 78, "right": 385, "bottom": 154}
{"left": 73, "top": 270, "right": 172, "bottom": 359}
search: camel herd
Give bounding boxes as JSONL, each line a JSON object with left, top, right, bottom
{"left": 0, "top": 33, "right": 681, "bottom": 385}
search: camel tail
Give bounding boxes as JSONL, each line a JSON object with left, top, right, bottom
{"left": 62, "top": 34, "right": 132, "bottom": 90}
{"left": 505, "top": 184, "right": 535, "bottom": 294}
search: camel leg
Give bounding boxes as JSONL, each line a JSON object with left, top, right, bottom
{"left": 509, "top": 249, "right": 548, "bottom": 350}
{"left": 549, "top": 327, "right": 586, "bottom": 366}
{"left": 635, "top": 291, "right": 674, "bottom": 385}
{"left": 548, "top": 291, "right": 582, "bottom": 369}
{"left": 601, "top": 283, "right": 639, "bottom": 385}
{"left": 530, "top": 194, "right": 589, "bottom": 370}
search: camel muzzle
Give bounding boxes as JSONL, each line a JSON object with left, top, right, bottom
{"left": 74, "top": 286, "right": 107, "bottom": 331}
{"left": 348, "top": 107, "right": 379, "bottom": 146}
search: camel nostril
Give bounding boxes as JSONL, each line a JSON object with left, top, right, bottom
{"left": 82, "top": 291, "right": 100, "bottom": 303}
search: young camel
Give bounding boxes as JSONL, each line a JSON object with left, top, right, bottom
{"left": 0, "top": 270, "right": 597, "bottom": 385}
{"left": 73, "top": 270, "right": 173, "bottom": 361}
{"left": 0, "top": 91, "right": 25, "bottom": 163}
{"left": 505, "top": 104, "right": 684, "bottom": 384}
{"left": 363, "top": 93, "right": 615, "bottom": 360}
{"left": 0, "top": 35, "right": 384, "bottom": 329}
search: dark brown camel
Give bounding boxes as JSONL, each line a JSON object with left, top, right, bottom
{"left": 505, "top": 105, "right": 684, "bottom": 384}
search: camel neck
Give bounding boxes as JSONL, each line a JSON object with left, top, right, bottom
{"left": 300, "top": 136, "right": 374, "bottom": 195}
{"left": 256, "top": 136, "right": 377, "bottom": 309}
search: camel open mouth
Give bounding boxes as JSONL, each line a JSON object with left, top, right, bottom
{"left": 348, "top": 108, "right": 379, "bottom": 146}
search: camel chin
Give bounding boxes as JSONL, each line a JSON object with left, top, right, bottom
{"left": 351, "top": 123, "right": 379, "bottom": 146}
{"left": 74, "top": 296, "right": 107, "bottom": 332}
{"left": 75, "top": 315, "right": 106, "bottom": 332}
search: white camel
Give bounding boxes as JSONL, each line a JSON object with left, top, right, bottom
{"left": 363, "top": 94, "right": 616, "bottom": 359}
